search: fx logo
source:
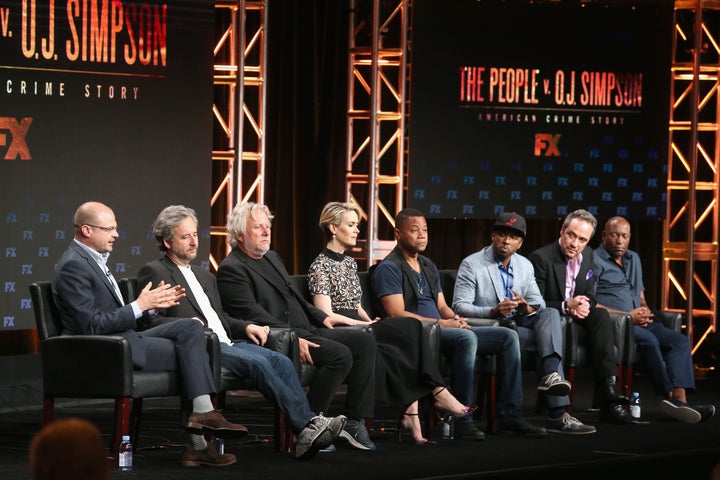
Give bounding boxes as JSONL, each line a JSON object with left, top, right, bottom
{"left": 534, "top": 133, "right": 561, "bottom": 156}
{"left": 0, "top": 117, "right": 32, "bottom": 160}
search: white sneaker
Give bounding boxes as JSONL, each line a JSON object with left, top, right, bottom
{"left": 546, "top": 412, "right": 596, "bottom": 434}
{"left": 311, "top": 413, "right": 347, "bottom": 440}
{"left": 295, "top": 422, "right": 332, "bottom": 460}
{"left": 660, "top": 399, "right": 702, "bottom": 424}
{"left": 537, "top": 372, "right": 572, "bottom": 396}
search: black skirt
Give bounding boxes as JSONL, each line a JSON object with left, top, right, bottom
{"left": 338, "top": 310, "right": 445, "bottom": 407}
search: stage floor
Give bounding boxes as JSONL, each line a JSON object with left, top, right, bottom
{"left": 4, "top": 367, "right": 720, "bottom": 480}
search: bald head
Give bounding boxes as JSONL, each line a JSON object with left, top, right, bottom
{"left": 601, "top": 216, "right": 631, "bottom": 260}
{"left": 74, "top": 202, "right": 113, "bottom": 233}
{"left": 73, "top": 202, "right": 119, "bottom": 254}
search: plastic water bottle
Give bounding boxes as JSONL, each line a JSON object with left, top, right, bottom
{"left": 118, "top": 435, "right": 133, "bottom": 471}
{"left": 442, "top": 415, "right": 454, "bottom": 440}
{"left": 630, "top": 392, "right": 641, "bottom": 419}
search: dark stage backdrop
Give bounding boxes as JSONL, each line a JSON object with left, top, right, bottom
{"left": 0, "top": 0, "right": 214, "bottom": 331}
{"left": 408, "top": 0, "right": 674, "bottom": 220}
{"left": 259, "top": 1, "right": 665, "bottom": 313}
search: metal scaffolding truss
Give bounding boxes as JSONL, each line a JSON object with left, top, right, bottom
{"left": 664, "top": 0, "right": 719, "bottom": 356}
{"left": 346, "top": 0, "right": 411, "bottom": 268}
{"left": 210, "top": 0, "right": 267, "bottom": 271}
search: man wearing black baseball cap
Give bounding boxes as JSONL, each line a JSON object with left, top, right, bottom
{"left": 453, "top": 212, "right": 596, "bottom": 434}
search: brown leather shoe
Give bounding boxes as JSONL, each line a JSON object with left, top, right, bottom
{"left": 181, "top": 443, "right": 237, "bottom": 467}
{"left": 185, "top": 410, "right": 249, "bottom": 435}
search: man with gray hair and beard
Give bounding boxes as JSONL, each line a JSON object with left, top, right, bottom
{"left": 216, "top": 202, "right": 379, "bottom": 452}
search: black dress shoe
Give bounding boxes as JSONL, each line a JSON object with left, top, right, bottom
{"left": 497, "top": 417, "right": 548, "bottom": 438}
{"left": 599, "top": 376, "right": 629, "bottom": 405}
{"left": 453, "top": 421, "right": 486, "bottom": 441}
{"left": 599, "top": 403, "right": 642, "bottom": 424}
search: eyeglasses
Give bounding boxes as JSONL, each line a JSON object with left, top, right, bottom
{"left": 83, "top": 224, "right": 118, "bottom": 233}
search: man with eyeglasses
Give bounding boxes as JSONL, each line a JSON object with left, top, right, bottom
{"left": 52, "top": 201, "right": 246, "bottom": 467}
{"left": 452, "top": 212, "right": 595, "bottom": 434}
{"left": 371, "top": 208, "right": 547, "bottom": 440}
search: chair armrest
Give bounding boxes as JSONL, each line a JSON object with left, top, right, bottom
{"left": 204, "top": 330, "right": 221, "bottom": 390}
{"left": 265, "top": 328, "right": 301, "bottom": 376}
{"left": 654, "top": 310, "right": 682, "bottom": 332}
{"left": 466, "top": 318, "right": 501, "bottom": 328}
{"left": 41, "top": 335, "right": 134, "bottom": 397}
{"left": 265, "top": 328, "right": 297, "bottom": 357}
{"left": 608, "top": 312, "right": 635, "bottom": 365}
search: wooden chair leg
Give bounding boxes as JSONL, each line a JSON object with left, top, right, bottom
{"left": 42, "top": 397, "right": 54, "bottom": 425}
{"left": 276, "top": 409, "right": 294, "bottom": 453}
{"left": 212, "top": 391, "right": 227, "bottom": 410}
{"left": 130, "top": 398, "right": 143, "bottom": 451}
{"left": 535, "top": 390, "right": 547, "bottom": 415}
{"left": 624, "top": 366, "right": 634, "bottom": 397}
{"left": 567, "top": 367, "right": 576, "bottom": 414}
{"left": 112, "top": 397, "right": 132, "bottom": 456}
{"left": 487, "top": 374, "right": 497, "bottom": 433}
{"left": 423, "top": 395, "right": 437, "bottom": 441}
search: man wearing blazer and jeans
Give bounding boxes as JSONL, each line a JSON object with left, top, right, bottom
{"left": 528, "top": 209, "right": 636, "bottom": 424}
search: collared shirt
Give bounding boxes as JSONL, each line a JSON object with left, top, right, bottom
{"left": 593, "top": 244, "right": 644, "bottom": 312}
{"left": 497, "top": 258, "right": 514, "bottom": 299}
{"left": 177, "top": 264, "right": 233, "bottom": 346}
{"left": 564, "top": 250, "right": 582, "bottom": 301}
{"left": 73, "top": 239, "right": 143, "bottom": 318}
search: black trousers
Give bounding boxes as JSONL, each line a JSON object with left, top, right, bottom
{"left": 579, "top": 307, "right": 618, "bottom": 381}
{"left": 303, "top": 327, "right": 377, "bottom": 420}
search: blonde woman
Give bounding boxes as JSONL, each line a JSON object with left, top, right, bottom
{"left": 308, "top": 202, "right": 476, "bottom": 445}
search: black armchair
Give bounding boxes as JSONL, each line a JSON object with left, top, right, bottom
{"left": 29, "top": 280, "right": 200, "bottom": 460}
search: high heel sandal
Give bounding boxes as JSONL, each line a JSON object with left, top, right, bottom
{"left": 433, "top": 387, "right": 478, "bottom": 421}
{"left": 397, "top": 413, "right": 436, "bottom": 446}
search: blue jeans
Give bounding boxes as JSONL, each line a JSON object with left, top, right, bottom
{"left": 220, "top": 342, "right": 315, "bottom": 434}
{"left": 439, "top": 327, "right": 477, "bottom": 422}
{"left": 469, "top": 326, "right": 524, "bottom": 419}
{"left": 635, "top": 316, "right": 695, "bottom": 397}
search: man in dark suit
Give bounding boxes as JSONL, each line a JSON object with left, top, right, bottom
{"left": 528, "top": 209, "right": 635, "bottom": 424}
{"left": 137, "top": 205, "right": 346, "bottom": 459}
{"left": 216, "top": 202, "right": 378, "bottom": 452}
{"left": 52, "top": 201, "right": 245, "bottom": 467}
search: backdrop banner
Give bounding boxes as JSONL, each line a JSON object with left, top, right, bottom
{"left": 408, "top": 0, "right": 673, "bottom": 220}
{"left": 1, "top": 0, "right": 214, "bottom": 330}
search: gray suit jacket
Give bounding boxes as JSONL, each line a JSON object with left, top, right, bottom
{"left": 452, "top": 245, "right": 545, "bottom": 318}
{"left": 52, "top": 240, "right": 145, "bottom": 367}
